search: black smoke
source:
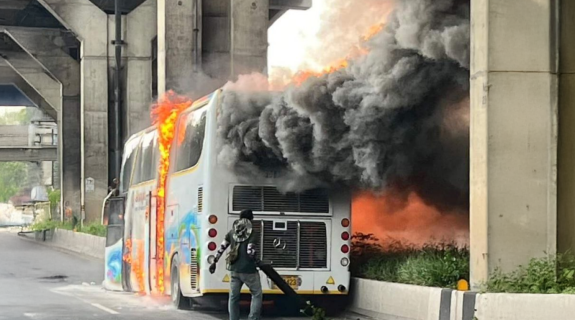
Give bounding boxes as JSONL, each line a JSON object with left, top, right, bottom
{"left": 217, "top": 0, "right": 470, "bottom": 212}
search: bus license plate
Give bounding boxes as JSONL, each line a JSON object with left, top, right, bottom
{"left": 272, "top": 276, "right": 300, "bottom": 290}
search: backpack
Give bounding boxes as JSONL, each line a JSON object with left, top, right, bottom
{"left": 225, "top": 219, "right": 253, "bottom": 269}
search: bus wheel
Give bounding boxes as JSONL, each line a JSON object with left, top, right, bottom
{"left": 171, "top": 255, "right": 190, "bottom": 310}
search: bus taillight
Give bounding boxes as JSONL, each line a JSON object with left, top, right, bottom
{"left": 208, "top": 242, "right": 217, "bottom": 251}
{"left": 341, "top": 244, "right": 350, "bottom": 254}
{"left": 208, "top": 229, "right": 217, "bottom": 237}
{"left": 341, "top": 232, "right": 350, "bottom": 241}
{"left": 341, "top": 218, "right": 350, "bottom": 228}
{"left": 209, "top": 215, "right": 218, "bottom": 224}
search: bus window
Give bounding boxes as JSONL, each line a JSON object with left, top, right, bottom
{"left": 175, "top": 108, "right": 207, "bottom": 172}
{"left": 133, "top": 131, "right": 156, "bottom": 184}
{"left": 151, "top": 133, "right": 159, "bottom": 179}
{"left": 120, "top": 136, "right": 141, "bottom": 193}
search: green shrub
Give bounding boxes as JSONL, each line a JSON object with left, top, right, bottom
{"left": 30, "top": 219, "right": 106, "bottom": 237}
{"left": 351, "top": 233, "right": 469, "bottom": 288}
{"left": 30, "top": 219, "right": 60, "bottom": 231}
{"left": 485, "top": 254, "right": 575, "bottom": 294}
{"left": 79, "top": 222, "right": 107, "bottom": 237}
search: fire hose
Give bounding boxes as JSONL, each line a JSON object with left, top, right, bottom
{"left": 255, "top": 259, "right": 315, "bottom": 316}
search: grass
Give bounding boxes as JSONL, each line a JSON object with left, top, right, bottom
{"left": 351, "top": 233, "right": 575, "bottom": 294}
{"left": 30, "top": 219, "right": 107, "bottom": 237}
{"left": 485, "top": 254, "right": 575, "bottom": 294}
{"left": 351, "top": 233, "right": 469, "bottom": 289}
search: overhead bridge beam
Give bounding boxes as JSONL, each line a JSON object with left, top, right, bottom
{"left": 0, "top": 146, "right": 57, "bottom": 162}
{"left": 269, "top": 0, "right": 312, "bottom": 10}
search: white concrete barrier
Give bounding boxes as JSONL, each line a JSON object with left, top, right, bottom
{"left": 49, "top": 228, "right": 105, "bottom": 260}
{"left": 350, "top": 278, "right": 444, "bottom": 320}
{"left": 351, "top": 277, "right": 575, "bottom": 320}
{"left": 475, "top": 293, "right": 575, "bottom": 320}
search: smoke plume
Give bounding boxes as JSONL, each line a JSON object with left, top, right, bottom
{"left": 217, "top": 0, "right": 470, "bottom": 212}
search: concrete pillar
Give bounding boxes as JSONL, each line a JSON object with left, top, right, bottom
{"left": 157, "top": 0, "right": 195, "bottom": 95}
{"left": 557, "top": 0, "right": 575, "bottom": 253}
{"left": 230, "top": 0, "right": 268, "bottom": 77}
{"left": 3, "top": 27, "right": 82, "bottom": 222}
{"left": 470, "top": 0, "right": 559, "bottom": 288}
{"left": 125, "top": 0, "right": 157, "bottom": 135}
{"left": 38, "top": 0, "right": 109, "bottom": 223}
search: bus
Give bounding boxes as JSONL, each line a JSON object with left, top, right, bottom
{"left": 103, "top": 89, "right": 352, "bottom": 308}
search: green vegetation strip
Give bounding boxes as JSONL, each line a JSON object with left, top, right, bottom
{"left": 351, "top": 233, "right": 469, "bottom": 289}
{"left": 485, "top": 254, "right": 575, "bottom": 294}
{"left": 30, "top": 220, "right": 107, "bottom": 237}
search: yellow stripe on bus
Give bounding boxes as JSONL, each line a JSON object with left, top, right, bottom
{"left": 201, "top": 289, "right": 348, "bottom": 295}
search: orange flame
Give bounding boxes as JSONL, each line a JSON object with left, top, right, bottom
{"left": 133, "top": 240, "right": 146, "bottom": 294}
{"left": 283, "top": 22, "right": 383, "bottom": 88}
{"left": 352, "top": 191, "right": 469, "bottom": 249}
{"left": 122, "top": 238, "right": 146, "bottom": 293}
{"left": 123, "top": 238, "right": 132, "bottom": 264}
{"left": 151, "top": 90, "right": 193, "bottom": 294}
{"left": 363, "top": 23, "right": 384, "bottom": 41}
{"left": 292, "top": 59, "right": 349, "bottom": 86}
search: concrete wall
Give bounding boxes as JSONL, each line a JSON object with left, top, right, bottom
{"left": 50, "top": 228, "right": 105, "bottom": 260}
{"left": 350, "top": 278, "right": 575, "bottom": 320}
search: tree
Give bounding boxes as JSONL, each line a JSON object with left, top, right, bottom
{"left": 0, "top": 162, "right": 27, "bottom": 202}
{"left": 0, "top": 107, "right": 34, "bottom": 125}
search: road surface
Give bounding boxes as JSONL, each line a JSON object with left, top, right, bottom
{"left": 0, "top": 230, "right": 334, "bottom": 320}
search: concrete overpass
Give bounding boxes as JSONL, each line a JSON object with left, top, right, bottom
{"left": 0, "top": 0, "right": 311, "bottom": 223}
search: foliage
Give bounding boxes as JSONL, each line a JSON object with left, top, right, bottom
{"left": 30, "top": 219, "right": 61, "bottom": 231}
{"left": 48, "top": 189, "right": 61, "bottom": 208}
{"left": 301, "top": 303, "right": 328, "bottom": 320}
{"left": 351, "top": 233, "right": 469, "bottom": 289}
{"left": 310, "top": 305, "right": 326, "bottom": 320}
{"left": 0, "top": 162, "right": 26, "bottom": 203}
{"left": 0, "top": 108, "right": 34, "bottom": 125}
{"left": 485, "top": 254, "right": 575, "bottom": 294}
{"left": 30, "top": 219, "right": 106, "bottom": 237}
{"left": 80, "top": 222, "right": 107, "bottom": 237}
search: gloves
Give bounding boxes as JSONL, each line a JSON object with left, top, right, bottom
{"left": 209, "top": 263, "right": 217, "bottom": 274}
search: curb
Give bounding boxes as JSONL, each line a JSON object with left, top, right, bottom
{"left": 17, "top": 231, "right": 104, "bottom": 261}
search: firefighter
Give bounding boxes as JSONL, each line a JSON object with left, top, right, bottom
{"left": 209, "top": 209, "right": 262, "bottom": 320}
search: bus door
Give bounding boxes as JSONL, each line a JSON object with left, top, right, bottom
{"left": 147, "top": 190, "right": 158, "bottom": 294}
{"left": 103, "top": 197, "right": 126, "bottom": 292}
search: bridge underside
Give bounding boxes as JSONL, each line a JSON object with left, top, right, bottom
{"left": 0, "top": 146, "right": 56, "bottom": 162}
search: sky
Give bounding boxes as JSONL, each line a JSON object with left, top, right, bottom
{"left": 268, "top": 0, "right": 327, "bottom": 72}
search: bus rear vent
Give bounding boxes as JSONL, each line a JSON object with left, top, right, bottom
{"left": 232, "top": 186, "right": 329, "bottom": 214}
{"left": 198, "top": 187, "right": 203, "bottom": 213}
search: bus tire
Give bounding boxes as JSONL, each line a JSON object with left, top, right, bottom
{"left": 171, "top": 255, "right": 190, "bottom": 310}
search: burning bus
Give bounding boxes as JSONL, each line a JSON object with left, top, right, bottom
{"left": 102, "top": 89, "right": 352, "bottom": 308}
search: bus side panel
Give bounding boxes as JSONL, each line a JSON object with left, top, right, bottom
{"left": 165, "top": 104, "right": 211, "bottom": 297}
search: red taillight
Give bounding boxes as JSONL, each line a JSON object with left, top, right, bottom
{"left": 208, "top": 229, "right": 217, "bottom": 238}
{"left": 341, "top": 244, "right": 350, "bottom": 254}
{"left": 208, "top": 242, "right": 217, "bottom": 251}
{"left": 341, "top": 218, "right": 350, "bottom": 228}
{"left": 341, "top": 232, "right": 350, "bottom": 241}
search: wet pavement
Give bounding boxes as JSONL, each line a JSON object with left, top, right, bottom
{"left": 0, "top": 230, "right": 353, "bottom": 320}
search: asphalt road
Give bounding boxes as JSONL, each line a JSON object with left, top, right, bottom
{"left": 0, "top": 230, "right": 353, "bottom": 320}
